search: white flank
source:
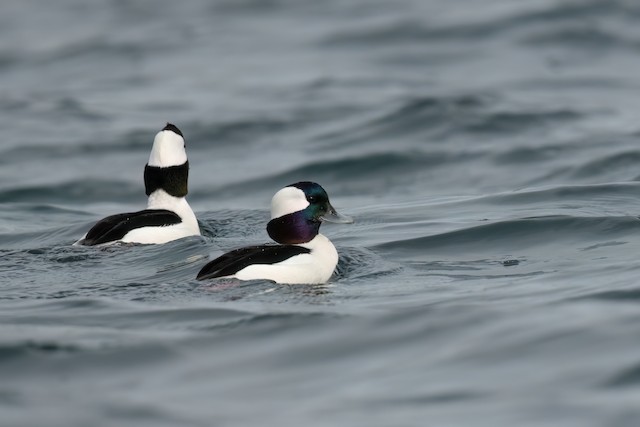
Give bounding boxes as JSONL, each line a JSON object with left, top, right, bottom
{"left": 118, "top": 189, "right": 200, "bottom": 244}
{"left": 233, "top": 234, "right": 338, "bottom": 284}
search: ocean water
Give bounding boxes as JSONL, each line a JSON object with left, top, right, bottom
{"left": 2, "top": 0, "right": 640, "bottom": 425}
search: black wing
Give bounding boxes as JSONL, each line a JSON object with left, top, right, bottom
{"left": 196, "top": 244, "right": 311, "bottom": 280}
{"left": 78, "top": 209, "right": 182, "bottom": 246}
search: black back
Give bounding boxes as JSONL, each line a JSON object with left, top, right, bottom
{"left": 196, "top": 244, "right": 311, "bottom": 280}
{"left": 78, "top": 209, "right": 182, "bottom": 246}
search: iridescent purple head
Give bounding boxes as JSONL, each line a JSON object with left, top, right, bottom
{"left": 266, "top": 182, "right": 353, "bottom": 244}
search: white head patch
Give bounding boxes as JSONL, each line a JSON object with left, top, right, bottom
{"left": 270, "top": 186, "right": 310, "bottom": 219}
{"left": 148, "top": 129, "right": 188, "bottom": 167}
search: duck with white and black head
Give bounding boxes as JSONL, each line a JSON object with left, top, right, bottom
{"left": 75, "top": 123, "right": 201, "bottom": 246}
{"left": 196, "top": 181, "right": 352, "bottom": 285}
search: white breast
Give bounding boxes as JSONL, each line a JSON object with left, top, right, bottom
{"left": 234, "top": 234, "right": 339, "bottom": 284}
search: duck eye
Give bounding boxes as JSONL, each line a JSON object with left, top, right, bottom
{"left": 307, "top": 195, "right": 318, "bottom": 203}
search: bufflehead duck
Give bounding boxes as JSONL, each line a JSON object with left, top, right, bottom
{"left": 75, "top": 123, "right": 201, "bottom": 245}
{"left": 196, "top": 182, "right": 352, "bottom": 284}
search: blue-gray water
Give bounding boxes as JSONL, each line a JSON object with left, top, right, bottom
{"left": 3, "top": 1, "right": 640, "bottom": 426}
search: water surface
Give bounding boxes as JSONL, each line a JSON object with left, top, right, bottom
{"left": 2, "top": 1, "right": 640, "bottom": 426}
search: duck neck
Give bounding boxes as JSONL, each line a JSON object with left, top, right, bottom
{"left": 146, "top": 189, "right": 186, "bottom": 210}
{"left": 144, "top": 161, "right": 189, "bottom": 197}
{"left": 267, "top": 212, "right": 320, "bottom": 245}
